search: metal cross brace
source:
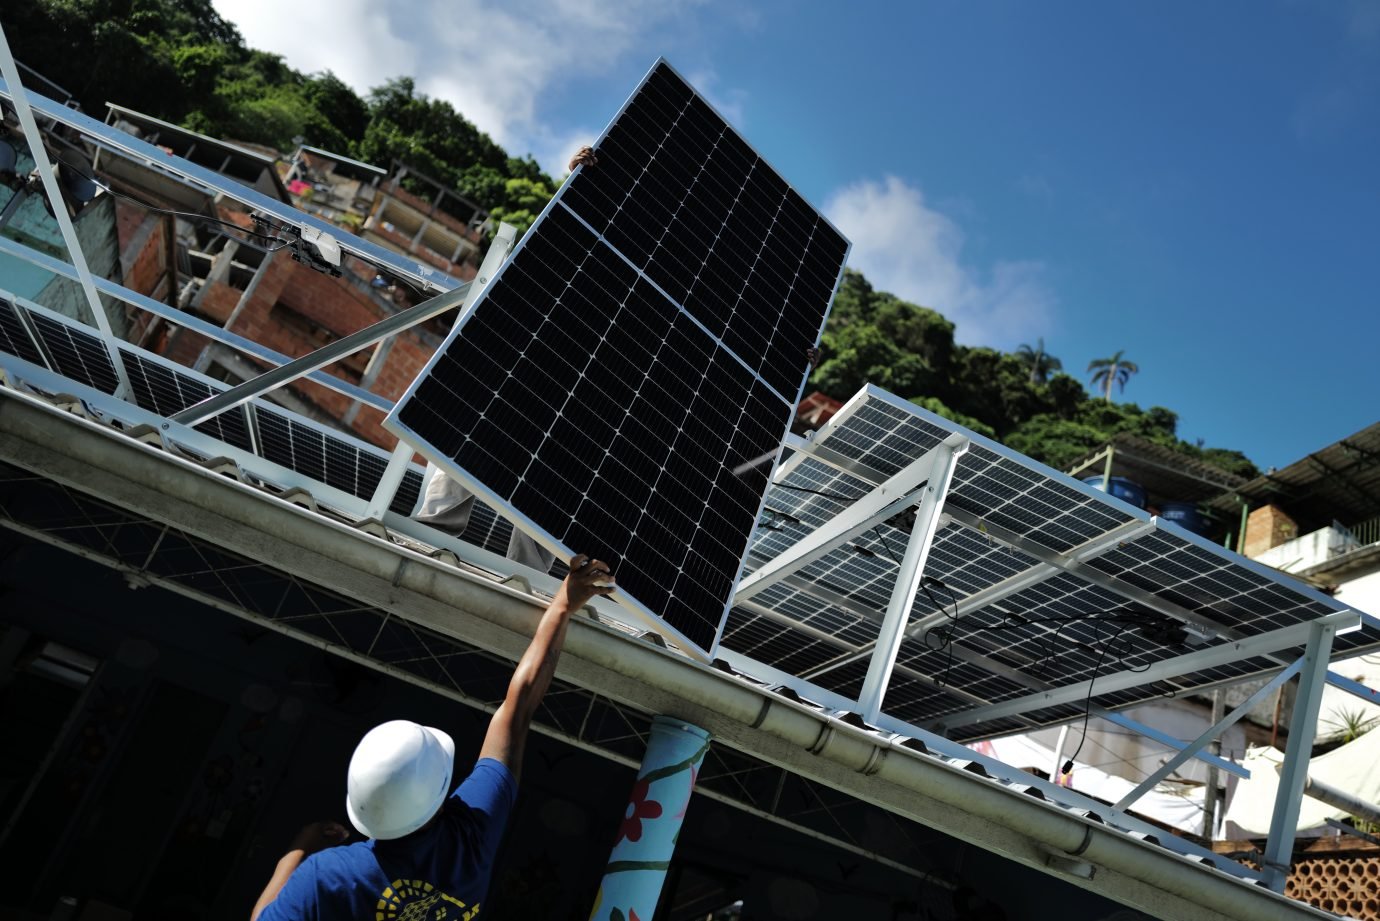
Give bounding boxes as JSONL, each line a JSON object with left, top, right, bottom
{"left": 734, "top": 435, "right": 966, "bottom": 603}
{"left": 932, "top": 609, "right": 1359, "bottom": 732}
{"left": 1111, "top": 655, "right": 1305, "bottom": 811}
{"left": 169, "top": 279, "right": 472, "bottom": 427}
{"left": 0, "top": 25, "right": 134, "bottom": 400}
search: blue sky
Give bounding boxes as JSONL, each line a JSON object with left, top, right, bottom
{"left": 213, "top": 0, "right": 1380, "bottom": 471}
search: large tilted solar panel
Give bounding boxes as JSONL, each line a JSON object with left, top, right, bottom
{"left": 387, "top": 60, "right": 849, "bottom": 654}
{"left": 724, "top": 384, "right": 1373, "bottom": 740}
{"left": 0, "top": 295, "right": 429, "bottom": 523}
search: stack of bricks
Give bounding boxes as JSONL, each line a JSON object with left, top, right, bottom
{"left": 1243, "top": 503, "right": 1299, "bottom": 558}
{"left": 1219, "top": 839, "right": 1380, "bottom": 919}
{"left": 1287, "top": 852, "right": 1380, "bottom": 919}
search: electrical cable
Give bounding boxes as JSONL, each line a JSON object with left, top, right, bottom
{"left": 1062, "top": 620, "right": 1148, "bottom": 776}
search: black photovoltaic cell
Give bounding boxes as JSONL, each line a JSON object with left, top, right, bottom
{"left": 0, "top": 297, "right": 45, "bottom": 366}
{"left": 0, "top": 299, "right": 428, "bottom": 521}
{"left": 563, "top": 64, "right": 847, "bottom": 402}
{"left": 720, "top": 385, "right": 1375, "bottom": 736}
{"left": 26, "top": 311, "right": 121, "bottom": 394}
{"left": 392, "top": 61, "right": 848, "bottom": 652}
{"left": 122, "top": 349, "right": 254, "bottom": 452}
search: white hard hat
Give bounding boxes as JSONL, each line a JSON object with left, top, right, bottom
{"left": 346, "top": 720, "right": 455, "bottom": 840}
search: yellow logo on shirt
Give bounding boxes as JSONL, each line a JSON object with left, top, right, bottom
{"left": 375, "top": 879, "right": 479, "bottom": 921}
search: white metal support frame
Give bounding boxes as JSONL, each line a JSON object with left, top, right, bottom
{"left": 1111, "top": 656, "right": 1305, "bottom": 811}
{"left": 0, "top": 23, "right": 134, "bottom": 400}
{"left": 1262, "top": 617, "right": 1339, "bottom": 892}
{"left": 858, "top": 434, "right": 968, "bottom": 723}
{"left": 931, "top": 609, "right": 1359, "bottom": 732}
{"left": 0, "top": 238, "right": 393, "bottom": 413}
{"left": 168, "top": 279, "right": 472, "bottom": 427}
{"left": 734, "top": 437, "right": 960, "bottom": 604}
{"left": 364, "top": 222, "right": 517, "bottom": 520}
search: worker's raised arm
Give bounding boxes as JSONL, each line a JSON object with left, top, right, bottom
{"left": 478, "top": 554, "right": 613, "bottom": 779}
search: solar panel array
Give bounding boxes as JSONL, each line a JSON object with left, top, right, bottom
{"left": 723, "top": 385, "right": 1374, "bottom": 740}
{"left": 0, "top": 295, "right": 432, "bottom": 526}
{"left": 388, "top": 61, "right": 849, "bottom": 653}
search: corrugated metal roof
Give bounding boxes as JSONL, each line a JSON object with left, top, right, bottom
{"left": 1206, "top": 422, "right": 1380, "bottom": 533}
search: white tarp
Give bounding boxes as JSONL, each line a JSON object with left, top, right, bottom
{"left": 974, "top": 733, "right": 1206, "bottom": 833}
{"left": 1223, "top": 722, "right": 1380, "bottom": 835}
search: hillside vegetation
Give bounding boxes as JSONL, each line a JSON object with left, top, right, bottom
{"left": 3, "top": 0, "right": 1257, "bottom": 478}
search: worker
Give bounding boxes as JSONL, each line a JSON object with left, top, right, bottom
{"left": 250, "top": 553, "right": 615, "bottom": 920}
{"left": 412, "top": 145, "right": 600, "bottom": 576}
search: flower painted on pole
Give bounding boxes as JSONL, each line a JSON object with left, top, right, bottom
{"left": 617, "top": 777, "right": 663, "bottom": 844}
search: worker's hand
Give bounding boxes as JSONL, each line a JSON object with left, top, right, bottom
{"left": 557, "top": 554, "right": 615, "bottom": 610}
{"left": 288, "top": 820, "right": 350, "bottom": 856}
{"left": 568, "top": 146, "right": 598, "bottom": 171}
{"left": 805, "top": 347, "right": 822, "bottom": 370}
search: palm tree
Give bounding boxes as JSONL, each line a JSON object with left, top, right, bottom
{"left": 1087, "top": 350, "right": 1139, "bottom": 401}
{"left": 1015, "top": 338, "right": 1063, "bottom": 384}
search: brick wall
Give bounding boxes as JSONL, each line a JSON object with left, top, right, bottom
{"left": 1244, "top": 504, "right": 1299, "bottom": 558}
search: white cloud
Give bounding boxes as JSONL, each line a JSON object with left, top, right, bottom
{"left": 824, "top": 176, "right": 1056, "bottom": 348}
{"left": 211, "top": 0, "right": 700, "bottom": 173}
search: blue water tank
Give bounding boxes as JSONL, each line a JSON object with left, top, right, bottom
{"left": 1082, "top": 476, "right": 1147, "bottom": 509}
{"left": 1159, "top": 501, "right": 1214, "bottom": 536}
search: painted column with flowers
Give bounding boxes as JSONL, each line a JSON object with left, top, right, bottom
{"left": 589, "top": 715, "right": 710, "bottom": 921}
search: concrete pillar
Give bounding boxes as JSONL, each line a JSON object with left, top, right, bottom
{"left": 590, "top": 716, "right": 710, "bottom": 921}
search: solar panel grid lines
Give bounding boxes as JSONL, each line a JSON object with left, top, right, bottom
{"left": 723, "top": 383, "right": 1372, "bottom": 734}
{"left": 121, "top": 350, "right": 254, "bottom": 451}
{"left": 26, "top": 310, "right": 121, "bottom": 394}
{"left": 387, "top": 60, "right": 849, "bottom": 654}
{"left": 0, "top": 296, "right": 45, "bottom": 366}
{"left": 562, "top": 61, "right": 848, "bottom": 403}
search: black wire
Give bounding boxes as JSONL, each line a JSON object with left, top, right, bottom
{"left": 874, "top": 526, "right": 902, "bottom": 565}
{"left": 1062, "top": 620, "right": 1139, "bottom": 776}
{"left": 919, "top": 578, "right": 961, "bottom": 687}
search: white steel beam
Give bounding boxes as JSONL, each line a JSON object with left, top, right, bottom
{"left": 1262, "top": 619, "right": 1338, "bottom": 892}
{"left": 169, "top": 280, "right": 471, "bottom": 426}
{"left": 931, "top": 610, "right": 1359, "bottom": 732}
{"left": 858, "top": 435, "right": 968, "bottom": 722}
{"left": 734, "top": 438, "right": 958, "bottom": 603}
{"left": 0, "top": 26, "right": 134, "bottom": 400}
{"left": 1112, "top": 659, "right": 1301, "bottom": 810}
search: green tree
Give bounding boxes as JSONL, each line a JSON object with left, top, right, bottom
{"left": 810, "top": 271, "right": 955, "bottom": 401}
{"left": 1015, "top": 337, "right": 1063, "bottom": 384}
{"left": 1007, "top": 400, "right": 1178, "bottom": 470}
{"left": 911, "top": 396, "right": 996, "bottom": 439}
{"left": 1087, "top": 349, "right": 1139, "bottom": 401}
{"left": 488, "top": 176, "right": 555, "bottom": 237}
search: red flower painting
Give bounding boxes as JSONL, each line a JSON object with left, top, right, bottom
{"left": 617, "top": 777, "right": 663, "bottom": 844}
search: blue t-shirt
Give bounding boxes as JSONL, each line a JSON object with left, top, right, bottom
{"left": 260, "top": 759, "right": 516, "bottom": 921}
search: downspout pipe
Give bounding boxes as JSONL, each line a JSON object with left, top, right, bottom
{"left": 0, "top": 391, "right": 1336, "bottom": 921}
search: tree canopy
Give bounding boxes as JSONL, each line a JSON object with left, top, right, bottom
{"left": 808, "top": 272, "right": 1256, "bottom": 478}
{"left": 1088, "top": 349, "right": 1140, "bottom": 401}
{"left": 5, "top": 2, "right": 1258, "bottom": 481}
{"left": 5, "top": 0, "right": 556, "bottom": 230}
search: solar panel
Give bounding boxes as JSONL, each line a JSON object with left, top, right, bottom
{"left": 386, "top": 60, "right": 849, "bottom": 654}
{"left": 722, "top": 384, "right": 1374, "bottom": 739}
{"left": 0, "top": 295, "right": 46, "bottom": 366}
{"left": 0, "top": 298, "right": 428, "bottom": 521}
